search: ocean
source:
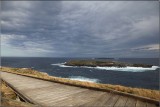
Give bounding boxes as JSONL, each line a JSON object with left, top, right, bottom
{"left": 1, "top": 57, "right": 159, "bottom": 90}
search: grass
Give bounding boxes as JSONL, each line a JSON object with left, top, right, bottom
{"left": 1, "top": 80, "right": 35, "bottom": 107}
{"left": 1, "top": 66, "right": 160, "bottom": 101}
{"left": 1, "top": 98, "right": 34, "bottom": 107}
{"left": 1, "top": 81, "right": 17, "bottom": 100}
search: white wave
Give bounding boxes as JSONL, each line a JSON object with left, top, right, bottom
{"left": 68, "top": 76, "right": 100, "bottom": 83}
{"left": 51, "top": 63, "right": 73, "bottom": 68}
{"left": 51, "top": 63, "right": 92, "bottom": 68}
{"left": 51, "top": 63, "right": 159, "bottom": 72}
{"left": 94, "top": 66, "right": 159, "bottom": 72}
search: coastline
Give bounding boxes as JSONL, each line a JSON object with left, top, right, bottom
{"left": 1, "top": 66, "right": 160, "bottom": 101}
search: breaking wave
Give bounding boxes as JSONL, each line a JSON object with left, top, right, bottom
{"left": 68, "top": 76, "right": 100, "bottom": 83}
{"left": 51, "top": 63, "right": 159, "bottom": 72}
{"left": 94, "top": 66, "right": 159, "bottom": 72}
{"left": 51, "top": 63, "right": 73, "bottom": 68}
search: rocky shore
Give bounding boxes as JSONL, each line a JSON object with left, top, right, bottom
{"left": 64, "top": 60, "right": 153, "bottom": 68}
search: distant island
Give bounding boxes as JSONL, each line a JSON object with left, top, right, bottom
{"left": 65, "top": 60, "right": 153, "bottom": 68}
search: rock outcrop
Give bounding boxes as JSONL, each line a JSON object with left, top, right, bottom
{"left": 65, "top": 60, "right": 153, "bottom": 68}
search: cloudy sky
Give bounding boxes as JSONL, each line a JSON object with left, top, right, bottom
{"left": 1, "top": 1, "right": 159, "bottom": 58}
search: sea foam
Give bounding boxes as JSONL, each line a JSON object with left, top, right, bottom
{"left": 94, "top": 66, "right": 159, "bottom": 72}
{"left": 51, "top": 63, "right": 159, "bottom": 72}
{"left": 51, "top": 63, "right": 76, "bottom": 68}
{"left": 68, "top": 76, "right": 100, "bottom": 83}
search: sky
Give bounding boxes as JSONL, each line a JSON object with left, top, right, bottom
{"left": 1, "top": 1, "right": 159, "bottom": 58}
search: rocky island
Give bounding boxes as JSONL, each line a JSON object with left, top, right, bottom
{"left": 65, "top": 60, "right": 153, "bottom": 68}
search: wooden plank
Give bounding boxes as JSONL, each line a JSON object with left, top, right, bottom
{"left": 44, "top": 90, "right": 105, "bottom": 106}
{"left": 12, "top": 80, "right": 56, "bottom": 89}
{"left": 23, "top": 86, "right": 56, "bottom": 94}
{"left": 22, "top": 85, "right": 55, "bottom": 92}
{"left": 2, "top": 77, "right": 47, "bottom": 85}
{"left": 24, "top": 87, "right": 60, "bottom": 97}
{"left": 13, "top": 82, "right": 51, "bottom": 88}
{"left": 2, "top": 73, "right": 49, "bottom": 83}
{"left": 15, "top": 84, "right": 53, "bottom": 90}
{"left": 30, "top": 86, "right": 87, "bottom": 100}
{"left": 81, "top": 92, "right": 112, "bottom": 107}
{"left": 104, "top": 94, "right": 120, "bottom": 107}
{"left": 22, "top": 84, "right": 81, "bottom": 98}
{"left": 30, "top": 89, "right": 79, "bottom": 100}
{"left": 146, "top": 103, "right": 157, "bottom": 107}
{"left": 136, "top": 100, "right": 146, "bottom": 107}
{"left": 125, "top": 98, "right": 136, "bottom": 107}
{"left": 36, "top": 88, "right": 87, "bottom": 102}
{"left": 114, "top": 96, "right": 128, "bottom": 107}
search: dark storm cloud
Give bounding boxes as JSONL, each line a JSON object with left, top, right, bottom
{"left": 1, "top": 1, "right": 159, "bottom": 57}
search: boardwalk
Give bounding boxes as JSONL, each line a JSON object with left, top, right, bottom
{"left": 1, "top": 71, "right": 158, "bottom": 107}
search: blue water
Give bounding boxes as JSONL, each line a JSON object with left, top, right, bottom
{"left": 1, "top": 57, "right": 159, "bottom": 90}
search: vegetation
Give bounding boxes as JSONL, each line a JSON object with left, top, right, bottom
{"left": 65, "top": 60, "right": 153, "bottom": 68}
{"left": 1, "top": 81, "right": 17, "bottom": 100}
{"left": 1, "top": 80, "right": 35, "bottom": 107}
{"left": 1, "top": 66, "right": 159, "bottom": 101}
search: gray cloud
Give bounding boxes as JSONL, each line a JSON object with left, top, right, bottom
{"left": 1, "top": 1, "right": 159, "bottom": 57}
